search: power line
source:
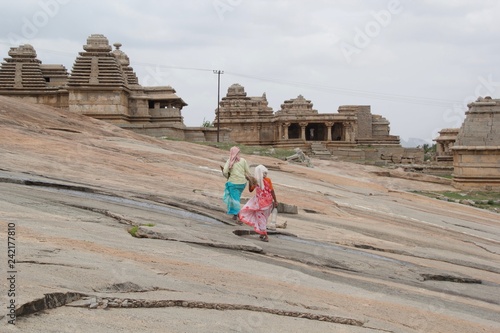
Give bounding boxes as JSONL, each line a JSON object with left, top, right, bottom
{"left": 127, "top": 64, "right": 461, "bottom": 107}
{"left": 134, "top": 62, "right": 214, "bottom": 73}
{"left": 0, "top": 41, "right": 462, "bottom": 107}
{"left": 223, "top": 71, "right": 460, "bottom": 107}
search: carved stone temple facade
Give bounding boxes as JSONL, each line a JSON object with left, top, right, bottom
{"left": 216, "top": 83, "right": 405, "bottom": 162}
{"left": 0, "top": 34, "right": 189, "bottom": 138}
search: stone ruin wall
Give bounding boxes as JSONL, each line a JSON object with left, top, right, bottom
{"left": 1, "top": 93, "right": 68, "bottom": 109}
{"left": 223, "top": 121, "right": 275, "bottom": 145}
{"left": 67, "top": 89, "right": 130, "bottom": 123}
{"left": 339, "top": 105, "right": 372, "bottom": 140}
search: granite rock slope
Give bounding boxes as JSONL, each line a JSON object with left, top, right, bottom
{"left": 0, "top": 96, "right": 499, "bottom": 333}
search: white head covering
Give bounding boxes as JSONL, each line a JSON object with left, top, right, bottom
{"left": 254, "top": 165, "right": 268, "bottom": 189}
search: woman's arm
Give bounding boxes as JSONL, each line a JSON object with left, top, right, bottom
{"left": 271, "top": 189, "right": 278, "bottom": 208}
{"left": 267, "top": 179, "right": 278, "bottom": 207}
{"left": 247, "top": 176, "right": 257, "bottom": 192}
{"left": 243, "top": 159, "right": 251, "bottom": 180}
{"left": 222, "top": 160, "right": 230, "bottom": 178}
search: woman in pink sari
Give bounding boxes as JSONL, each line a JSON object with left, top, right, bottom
{"left": 238, "top": 165, "right": 278, "bottom": 242}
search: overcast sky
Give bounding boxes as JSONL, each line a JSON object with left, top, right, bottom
{"left": 2, "top": 0, "right": 500, "bottom": 145}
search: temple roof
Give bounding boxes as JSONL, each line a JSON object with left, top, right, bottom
{"left": 0, "top": 44, "right": 47, "bottom": 89}
{"left": 225, "top": 83, "right": 248, "bottom": 99}
{"left": 143, "top": 86, "right": 187, "bottom": 106}
{"left": 455, "top": 96, "right": 500, "bottom": 147}
{"left": 112, "top": 42, "right": 139, "bottom": 86}
{"left": 218, "top": 83, "right": 273, "bottom": 116}
{"left": 68, "top": 34, "right": 126, "bottom": 87}
{"left": 277, "top": 95, "right": 318, "bottom": 115}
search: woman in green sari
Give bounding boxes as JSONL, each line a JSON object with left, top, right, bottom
{"left": 222, "top": 146, "right": 251, "bottom": 221}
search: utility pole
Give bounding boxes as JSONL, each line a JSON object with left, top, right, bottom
{"left": 213, "top": 70, "right": 224, "bottom": 142}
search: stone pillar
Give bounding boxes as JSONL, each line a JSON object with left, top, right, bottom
{"left": 325, "top": 122, "right": 333, "bottom": 141}
{"left": 345, "top": 122, "right": 354, "bottom": 142}
{"left": 299, "top": 122, "right": 308, "bottom": 141}
{"left": 444, "top": 142, "right": 451, "bottom": 154}
{"left": 278, "top": 123, "right": 282, "bottom": 140}
{"left": 436, "top": 142, "right": 444, "bottom": 155}
{"left": 284, "top": 122, "right": 290, "bottom": 140}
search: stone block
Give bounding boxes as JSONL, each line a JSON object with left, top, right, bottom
{"left": 278, "top": 202, "right": 298, "bottom": 214}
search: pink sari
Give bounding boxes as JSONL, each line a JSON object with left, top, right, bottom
{"left": 238, "top": 178, "right": 274, "bottom": 235}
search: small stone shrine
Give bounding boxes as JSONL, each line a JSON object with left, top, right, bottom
{"left": 434, "top": 128, "right": 460, "bottom": 165}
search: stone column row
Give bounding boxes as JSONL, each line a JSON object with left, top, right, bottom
{"left": 278, "top": 121, "right": 355, "bottom": 142}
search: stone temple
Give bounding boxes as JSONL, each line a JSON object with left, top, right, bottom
{"left": 215, "top": 83, "right": 412, "bottom": 162}
{"left": 0, "top": 33, "right": 413, "bottom": 163}
{"left": 0, "top": 34, "right": 188, "bottom": 138}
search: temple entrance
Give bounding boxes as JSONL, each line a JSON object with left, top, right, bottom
{"left": 332, "top": 123, "right": 344, "bottom": 141}
{"left": 288, "top": 123, "right": 301, "bottom": 139}
{"left": 306, "top": 123, "right": 325, "bottom": 141}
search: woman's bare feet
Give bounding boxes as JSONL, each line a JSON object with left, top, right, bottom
{"left": 233, "top": 215, "right": 243, "bottom": 225}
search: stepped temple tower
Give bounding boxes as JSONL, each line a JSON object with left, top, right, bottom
{"left": 452, "top": 96, "right": 500, "bottom": 190}
{"left": 66, "top": 34, "right": 187, "bottom": 138}
{"left": 0, "top": 44, "right": 68, "bottom": 107}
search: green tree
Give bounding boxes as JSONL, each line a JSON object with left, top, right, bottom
{"left": 422, "top": 143, "right": 436, "bottom": 153}
{"left": 202, "top": 118, "right": 213, "bottom": 127}
{"left": 422, "top": 143, "right": 436, "bottom": 161}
